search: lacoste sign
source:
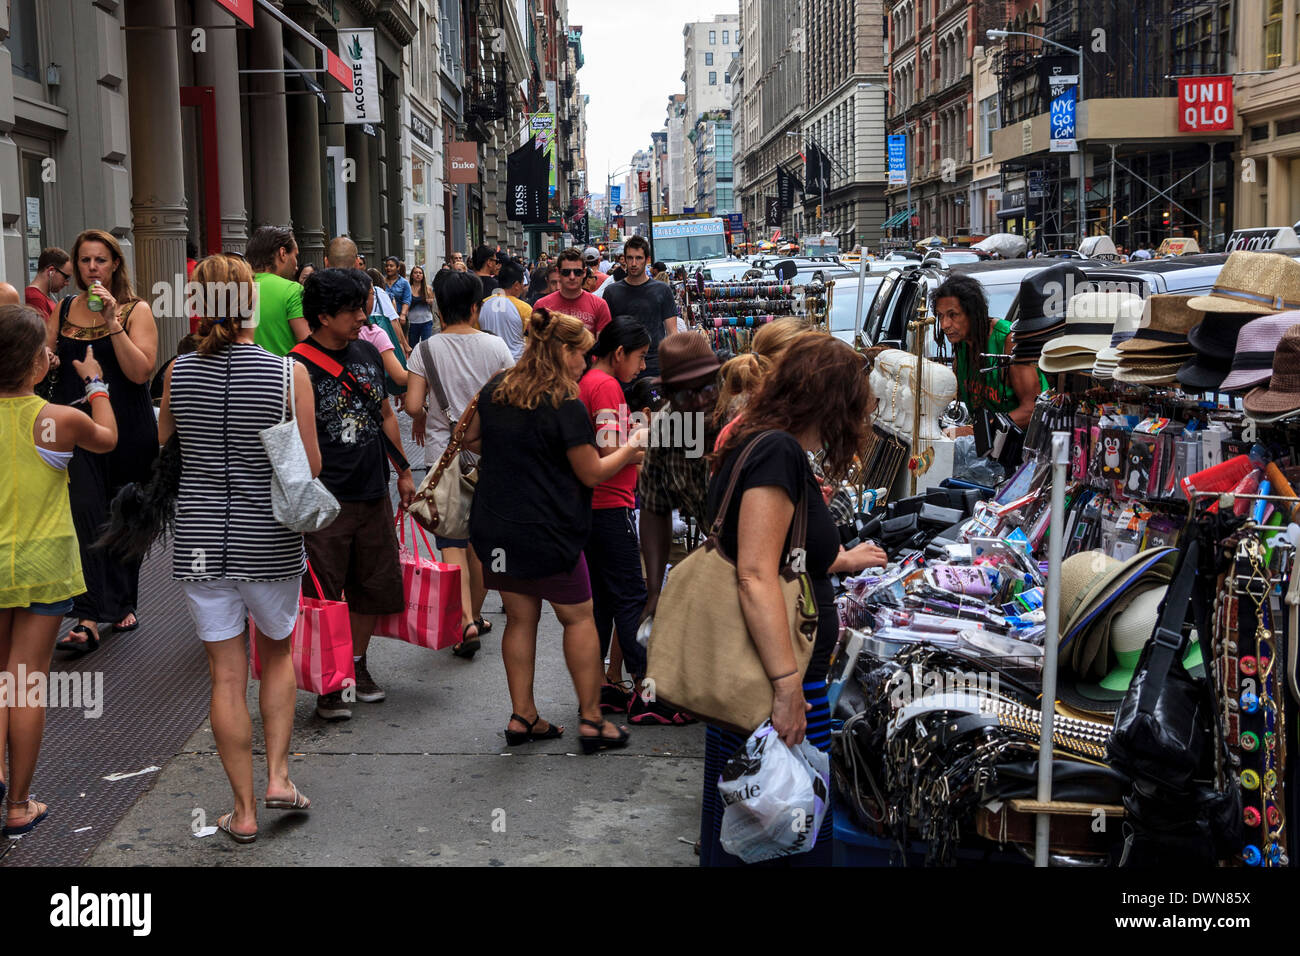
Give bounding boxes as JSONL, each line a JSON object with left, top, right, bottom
{"left": 339, "top": 29, "right": 380, "bottom": 126}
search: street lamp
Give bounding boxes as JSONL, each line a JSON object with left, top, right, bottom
{"left": 987, "top": 28, "right": 1086, "bottom": 248}
{"left": 861, "top": 82, "right": 913, "bottom": 245}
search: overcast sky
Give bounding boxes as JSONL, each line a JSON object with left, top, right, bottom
{"left": 567, "top": 1, "right": 739, "bottom": 197}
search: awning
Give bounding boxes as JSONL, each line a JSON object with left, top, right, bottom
{"left": 881, "top": 207, "right": 916, "bottom": 228}
{"left": 996, "top": 206, "right": 1027, "bottom": 219}
{"left": 284, "top": 48, "right": 326, "bottom": 104}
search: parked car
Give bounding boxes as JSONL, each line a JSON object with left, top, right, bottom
{"left": 827, "top": 275, "right": 888, "bottom": 347}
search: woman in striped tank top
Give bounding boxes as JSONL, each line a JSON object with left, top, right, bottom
{"left": 159, "top": 255, "right": 322, "bottom": 845}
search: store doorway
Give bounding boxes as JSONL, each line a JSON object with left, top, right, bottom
{"left": 15, "top": 136, "right": 54, "bottom": 285}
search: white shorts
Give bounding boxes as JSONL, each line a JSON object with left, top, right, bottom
{"left": 181, "top": 578, "right": 300, "bottom": 643}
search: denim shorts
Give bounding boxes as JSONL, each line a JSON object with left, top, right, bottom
{"left": 30, "top": 598, "right": 75, "bottom": 617}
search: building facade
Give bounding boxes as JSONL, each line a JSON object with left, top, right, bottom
{"left": 1233, "top": 0, "right": 1300, "bottom": 231}
{"left": 682, "top": 15, "right": 740, "bottom": 212}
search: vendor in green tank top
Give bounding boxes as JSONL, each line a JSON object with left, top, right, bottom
{"left": 933, "top": 274, "right": 1046, "bottom": 432}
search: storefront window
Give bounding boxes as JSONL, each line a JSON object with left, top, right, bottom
{"left": 412, "top": 155, "right": 427, "bottom": 205}
{"left": 1265, "top": 0, "right": 1283, "bottom": 69}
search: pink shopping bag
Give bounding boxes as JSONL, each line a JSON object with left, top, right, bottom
{"left": 251, "top": 562, "right": 356, "bottom": 695}
{"left": 374, "top": 512, "right": 463, "bottom": 651}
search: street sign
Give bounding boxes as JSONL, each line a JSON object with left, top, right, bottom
{"left": 1028, "top": 170, "right": 1047, "bottom": 198}
{"left": 726, "top": 212, "right": 744, "bottom": 234}
{"left": 887, "top": 135, "right": 907, "bottom": 185}
{"left": 610, "top": 186, "right": 621, "bottom": 207}
{"left": 1178, "top": 77, "right": 1234, "bottom": 132}
{"left": 1049, "top": 87, "right": 1077, "bottom": 153}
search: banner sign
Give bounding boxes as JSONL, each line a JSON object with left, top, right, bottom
{"left": 777, "top": 166, "right": 802, "bottom": 211}
{"left": 528, "top": 114, "right": 557, "bottom": 196}
{"left": 638, "top": 170, "right": 650, "bottom": 192}
{"left": 1178, "top": 76, "right": 1234, "bottom": 132}
{"left": 214, "top": 0, "right": 254, "bottom": 27}
{"left": 1049, "top": 87, "right": 1077, "bottom": 153}
{"left": 507, "top": 137, "right": 548, "bottom": 223}
{"left": 726, "top": 213, "right": 744, "bottom": 234}
{"left": 339, "top": 29, "right": 380, "bottom": 125}
{"left": 1039, "top": 55, "right": 1078, "bottom": 103}
{"left": 887, "top": 134, "right": 907, "bottom": 185}
{"left": 447, "top": 141, "right": 479, "bottom": 184}
{"left": 765, "top": 196, "right": 781, "bottom": 227}
{"left": 610, "top": 185, "right": 622, "bottom": 207}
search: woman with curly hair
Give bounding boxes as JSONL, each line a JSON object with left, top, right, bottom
{"left": 699, "top": 335, "right": 886, "bottom": 867}
{"left": 463, "top": 308, "right": 647, "bottom": 753}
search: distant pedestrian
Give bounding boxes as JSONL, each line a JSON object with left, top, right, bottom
{"left": 602, "top": 235, "right": 679, "bottom": 379}
{"left": 159, "top": 255, "right": 319, "bottom": 843}
{"left": 404, "top": 270, "right": 513, "bottom": 656}
{"left": 247, "top": 225, "right": 308, "bottom": 356}
{"left": 478, "top": 260, "right": 531, "bottom": 360}
{"left": 407, "top": 265, "right": 436, "bottom": 343}
{"left": 24, "top": 247, "right": 72, "bottom": 325}
{"left": 534, "top": 248, "right": 612, "bottom": 336}
{"left": 0, "top": 304, "right": 117, "bottom": 837}
{"left": 464, "top": 309, "right": 646, "bottom": 752}
{"left": 384, "top": 256, "right": 412, "bottom": 329}
{"left": 472, "top": 245, "right": 500, "bottom": 299}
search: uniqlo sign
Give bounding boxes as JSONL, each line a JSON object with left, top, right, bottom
{"left": 1178, "top": 76, "right": 1234, "bottom": 132}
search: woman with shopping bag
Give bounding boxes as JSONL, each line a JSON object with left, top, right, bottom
{"left": 158, "top": 254, "right": 321, "bottom": 845}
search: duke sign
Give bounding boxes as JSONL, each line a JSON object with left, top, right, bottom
{"left": 1177, "top": 77, "right": 1234, "bottom": 133}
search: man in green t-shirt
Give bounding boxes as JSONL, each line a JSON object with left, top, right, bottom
{"left": 248, "top": 225, "right": 308, "bottom": 356}
{"left": 933, "top": 273, "right": 1045, "bottom": 431}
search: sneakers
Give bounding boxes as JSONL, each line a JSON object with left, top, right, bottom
{"left": 353, "top": 654, "right": 386, "bottom": 702}
{"left": 628, "top": 690, "right": 697, "bottom": 726}
{"left": 315, "top": 690, "right": 352, "bottom": 721}
{"left": 600, "top": 681, "right": 635, "bottom": 714}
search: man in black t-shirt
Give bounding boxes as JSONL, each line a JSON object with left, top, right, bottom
{"left": 472, "top": 244, "right": 500, "bottom": 300}
{"left": 602, "top": 235, "right": 679, "bottom": 379}
{"left": 294, "top": 268, "right": 415, "bottom": 722}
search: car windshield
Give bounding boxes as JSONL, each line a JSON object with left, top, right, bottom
{"left": 985, "top": 283, "right": 1021, "bottom": 322}
{"left": 829, "top": 280, "right": 883, "bottom": 335}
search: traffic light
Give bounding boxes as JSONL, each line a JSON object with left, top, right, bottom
{"left": 1162, "top": 210, "right": 1171, "bottom": 226}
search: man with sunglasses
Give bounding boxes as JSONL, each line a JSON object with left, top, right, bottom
{"left": 533, "top": 246, "right": 611, "bottom": 336}
{"left": 25, "top": 247, "right": 73, "bottom": 323}
{"left": 637, "top": 332, "right": 721, "bottom": 627}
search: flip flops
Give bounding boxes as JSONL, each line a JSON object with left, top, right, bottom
{"left": 3, "top": 798, "right": 49, "bottom": 837}
{"left": 264, "top": 782, "right": 311, "bottom": 812}
{"left": 474, "top": 617, "right": 493, "bottom": 635}
{"left": 56, "top": 624, "right": 98, "bottom": 655}
{"left": 111, "top": 613, "right": 139, "bottom": 634}
{"left": 217, "top": 811, "right": 257, "bottom": 845}
{"left": 452, "top": 622, "right": 480, "bottom": 659}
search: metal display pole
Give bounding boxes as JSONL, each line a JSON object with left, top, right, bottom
{"left": 853, "top": 244, "right": 869, "bottom": 348}
{"left": 1035, "top": 430, "right": 1071, "bottom": 867}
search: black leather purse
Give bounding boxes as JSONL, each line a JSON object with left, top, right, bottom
{"left": 1108, "top": 537, "right": 1213, "bottom": 794}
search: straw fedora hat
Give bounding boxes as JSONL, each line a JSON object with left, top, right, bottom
{"left": 1244, "top": 325, "right": 1300, "bottom": 417}
{"left": 1041, "top": 291, "right": 1144, "bottom": 373}
{"left": 1115, "top": 294, "right": 1201, "bottom": 353}
{"left": 1219, "top": 311, "right": 1300, "bottom": 392}
{"left": 1113, "top": 360, "right": 1187, "bottom": 385}
{"left": 1186, "top": 250, "right": 1300, "bottom": 314}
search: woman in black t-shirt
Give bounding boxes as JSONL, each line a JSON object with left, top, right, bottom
{"left": 463, "top": 308, "right": 647, "bottom": 754}
{"left": 699, "top": 334, "right": 886, "bottom": 867}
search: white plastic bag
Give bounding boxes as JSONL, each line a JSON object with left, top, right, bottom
{"left": 717, "top": 721, "right": 830, "bottom": 863}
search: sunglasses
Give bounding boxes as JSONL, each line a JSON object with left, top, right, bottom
{"left": 559, "top": 268, "right": 584, "bottom": 277}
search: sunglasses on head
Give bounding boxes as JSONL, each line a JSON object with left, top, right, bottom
{"left": 559, "top": 267, "right": 584, "bottom": 277}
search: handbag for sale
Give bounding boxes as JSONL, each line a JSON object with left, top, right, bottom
{"left": 646, "top": 431, "right": 820, "bottom": 734}
{"left": 374, "top": 512, "right": 463, "bottom": 650}
{"left": 250, "top": 563, "right": 355, "bottom": 695}
{"left": 1109, "top": 537, "right": 1215, "bottom": 794}
{"left": 259, "top": 357, "right": 340, "bottom": 533}
{"left": 408, "top": 341, "right": 478, "bottom": 538}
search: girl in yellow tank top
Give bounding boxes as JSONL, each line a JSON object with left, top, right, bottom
{"left": 0, "top": 305, "right": 117, "bottom": 837}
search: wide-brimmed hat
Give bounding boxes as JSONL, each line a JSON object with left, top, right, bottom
{"left": 1113, "top": 360, "right": 1186, "bottom": 385}
{"left": 1219, "top": 311, "right": 1300, "bottom": 392}
{"left": 1186, "top": 250, "right": 1300, "bottom": 314}
{"left": 658, "top": 331, "right": 721, "bottom": 386}
{"left": 1243, "top": 325, "right": 1300, "bottom": 417}
{"left": 1040, "top": 292, "right": 1144, "bottom": 374}
{"left": 1059, "top": 548, "right": 1178, "bottom": 656}
{"left": 1091, "top": 297, "right": 1149, "bottom": 373}
{"left": 1187, "top": 311, "right": 1253, "bottom": 360}
{"left": 1013, "top": 263, "right": 1091, "bottom": 332}
{"left": 1115, "top": 295, "right": 1201, "bottom": 353}
{"left": 1177, "top": 353, "right": 1234, "bottom": 392}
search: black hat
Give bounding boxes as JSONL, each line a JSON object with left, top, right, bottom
{"left": 1013, "top": 263, "right": 1091, "bottom": 333}
{"left": 1186, "top": 311, "right": 1253, "bottom": 361}
{"left": 1176, "top": 353, "right": 1234, "bottom": 393}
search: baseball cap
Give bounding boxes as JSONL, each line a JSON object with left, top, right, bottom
{"left": 583, "top": 247, "right": 600, "bottom": 262}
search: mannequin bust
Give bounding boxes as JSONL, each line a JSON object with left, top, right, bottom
{"left": 870, "top": 349, "right": 957, "bottom": 442}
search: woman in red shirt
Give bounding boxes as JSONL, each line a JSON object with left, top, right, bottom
{"left": 579, "top": 318, "right": 681, "bottom": 724}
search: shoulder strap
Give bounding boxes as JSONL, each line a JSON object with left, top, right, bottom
{"left": 709, "top": 430, "right": 808, "bottom": 542}
{"left": 413, "top": 396, "right": 480, "bottom": 511}
{"left": 281, "top": 357, "right": 294, "bottom": 424}
{"left": 420, "top": 338, "right": 451, "bottom": 418}
{"left": 291, "top": 342, "right": 409, "bottom": 473}
{"left": 59, "top": 295, "right": 72, "bottom": 322}
{"left": 1135, "top": 537, "right": 1200, "bottom": 716}
{"left": 292, "top": 342, "right": 344, "bottom": 379}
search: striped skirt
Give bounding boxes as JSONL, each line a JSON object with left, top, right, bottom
{"left": 698, "top": 678, "right": 833, "bottom": 867}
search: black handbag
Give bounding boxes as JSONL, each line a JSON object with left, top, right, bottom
{"left": 1108, "top": 537, "right": 1214, "bottom": 794}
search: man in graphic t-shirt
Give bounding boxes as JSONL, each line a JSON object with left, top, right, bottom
{"left": 602, "top": 235, "right": 679, "bottom": 379}
{"left": 533, "top": 247, "right": 612, "bottom": 336}
{"left": 293, "top": 268, "right": 415, "bottom": 723}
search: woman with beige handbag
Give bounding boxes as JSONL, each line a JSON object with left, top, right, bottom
{"left": 678, "top": 336, "right": 884, "bottom": 867}
{"left": 404, "top": 271, "right": 514, "bottom": 658}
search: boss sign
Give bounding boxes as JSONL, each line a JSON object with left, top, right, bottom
{"left": 1178, "top": 76, "right": 1234, "bottom": 132}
